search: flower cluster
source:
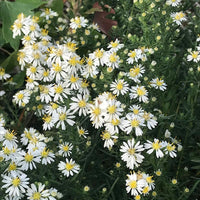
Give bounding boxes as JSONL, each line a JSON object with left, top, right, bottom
{"left": 0, "top": 4, "right": 183, "bottom": 199}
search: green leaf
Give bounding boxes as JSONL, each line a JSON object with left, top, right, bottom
{"left": 13, "top": 71, "right": 26, "bottom": 89}
{"left": 0, "top": 0, "right": 46, "bottom": 50}
{"left": 0, "top": 28, "right": 6, "bottom": 47}
{"left": 50, "top": 0, "right": 63, "bottom": 15}
{"left": 85, "top": 7, "right": 103, "bottom": 15}
{"left": 0, "top": 51, "right": 18, "bottom": 72}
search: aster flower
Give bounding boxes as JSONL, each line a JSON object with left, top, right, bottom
{"left": 120, "top": 138, "right": 145, "bottom": 169}
{"left": 110, "top": 79, "right": 129, "bottom": 96}
{"left": 58, "top": 158, "right": 80, "bottom": 177}
{"left": 101, "top": 130, "right": 118, "bottom": 149}
{"left": 130, "top": 85, "right": 148, "bottom": 103}
{"left": 145, "top": 139, "right": 164, "bottom": 158}
{"left": 150, "top": 78, "right": 167, "bottom": 91}
{"left": 58, "top": 142, "right": 73, "bottom": 157}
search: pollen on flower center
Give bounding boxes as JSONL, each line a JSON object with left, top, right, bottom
{"left": 130, "top": 51, "right": 136, "bottom": 58}
{"left": 116, "top": 82, "right": 123, "bottom": 90}
{"left": 53, "top": 63, "right": 62, "bottom": 72}
{"left": 107, "top": 105, "right": 116, "bottom": 114}
{"left": 8, "top": 162, "right": 17, "bottom": 171}
{"left": 109, "top": 53, "right": 117, "bottom": 63}
{"left": 33, "top": 192, "right": 41, "bottom": 200}
{"left": 192, "top": 52, "right": 198, "bottom": 59}
{"left": 59, "top": 113, "right": 66, "bottom": 121}
{"left": 102, "top": 132, "right": 111, "bottom": 140}
{"left": 111, "top": 118, "right": 119, "bottom": 125}
{"left": 17, "top": 93, "right": 24, "bottom": 100}
{"left": 93, "top": 107, "right": 101, "bottom": 115}
{"left": 156, "top": 79, "right": 163, "bottom": 86}
{"left": 63, "top": 145, "right": 69, "bottom": 151}
{"left": 66, "top": 163, "right": 74, "bottom": 171}
{"left": 131, "top": 119, "right": 139, "bottom": 127}
{"left": 128, "top": 180, "right": 137, "bottom": 189}
{"left": 152, "top": 141, "right": 161, "bottom": 150}
{"left": 128, "top": 148, "right": 135, "bottom": 155}
{"left": 25, "top": 153, "right": 33, "bottom": 162}
{"left": 95, "top": 49, "right": 103, "bottom": 58}
{"left": 167, "top": 144, "right": 175, "bottom": 151}
{"left": 133, "top": 109, "right": 139, "bottom": 115}
{"left": 111, "top": 42, "right": 118, "bottom": 48}
{"left": 70, "top": 75, "right": 78, "bottom": 83}
{"left": 41, "top": 148, "right": 49, "bottom": 157}
{"left": 137, "top": 87, "right": 146, "bottom": 96}
{"left": 55, "top": 85, "right": 63, "bottom": 94}
{"left": 5, "top": 132, "right": 14, "bottom": 140}
{"left": 78, "top": 100, "right": 86, "bottom": 107}
{"left": 12, "top": 177, "right": 20, "bottom": 187}
{"left": 43, "top": 115, "right": 52, "bottom": 123}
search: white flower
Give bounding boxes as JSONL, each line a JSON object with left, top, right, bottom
{"left": 42, "top": 114, "right": 57, "bottom": 131}
{"left": 1, "top": 172, "right": 29, "bottom": 197}
{"left": 130, "top": 85, "right": 148, "bottom": 103}
{"left": 142, "top": 112, "right": 158, "bottom": 130}
{"left": 54, "top": 106, "right": 75, "bottom": 130}
{"left": 18, "top": 150, "right": 41, "bottom": 171}
{"left": 145, "top": 139, "right": 164, "bottom": 158}
{"left": 106, "top": 52, "right": 120, "bottom": 69}
{"left": 150, "top": 78, "right": 167, "bottom": 91}
{"left": 129, "top": 105, "right": 144, "bottom": 116}
{"left": 187, "top": 50, "right": 200, "bottom": 63}
{"left": 27, "top": 183, "right": 50, "bottom": 200}
{"left": 101, "top": 130, "right": 118, "bottom": 149}
{"left": 0, "top": 90, "right": 6, "bottom": 96}
{"left": 166, "top": 0, "right": 181, "bottom": 7}
{"left": 107, "top": 39, "right": 124, "bottom": 52}
{"left": 39, "top": 147, "right": 55, "bottom": 165}
{"left": 58, "top": 142, "right": 73, "bottom": 157}
{"left": 127, "top": 49, "right": 142, "bottom": 64}
{"left": 110, "top": 79, "right": 129, "bottom": 96}
{"left": 120, "top": 138, "right": 144, "bottom": 169}
{"left": 53, "top": 82, "right": 71, "bottom": 102}
{"left": 40, "top": 8, "right": 58, "bottom": 20}
{"left": 127, "top": 64, "right": 145, "bottom": 82}
{"left": 122, "top": 114, "right": 145, "bottom": 135}
{"left": 70, "top": 16, "right": 88, "bottom": 29}
{"left": 77, "top": 126, "right": 89, "bottom": 138}
{"left": 69, "top": 94, "right": 90, "bottom": 116}
{"left": 1, "top": 130, "right": 18, "bottom": 149}
{"left": 126, "top": 172, "right": 146, "bottom": 196}
{"left": 171, "top": 11, "right": 186, "bottom": 25}
{"left": 58, "top": 158, "right": 80, "bottom": 177}
{"left": 163, "top": 142, "right": 177, "bottom": 158}
{"left": 0, "top": 67, "right": 11, "bottom": 81}
{"left": 13, "top": 90, "right": 31, "bottom": 107}
{"left": 39, "top": 84, "right": 54, "bottom": 104}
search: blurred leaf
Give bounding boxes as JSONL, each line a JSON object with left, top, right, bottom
{"left": 13, "top": 71, "right": 26, "bottom": 89}
{"left": 0, "top": 28, "right": 6, "bottom": 47}
{"left": 0, "top": 0, "right": 46, "bottom": 50}
{"left": 50, "top": 0, "right": 63, "bottom": 15}
{"left": 0, "top": 51, "right": 18, "bottom": 72}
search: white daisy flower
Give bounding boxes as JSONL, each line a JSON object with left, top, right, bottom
{"left": 126, "top": 172, "right": 146, "bottom": 196}
{"left": 163, "top": 141, "right": 177, "bottom": 158}
{"left": 187, "top": 50, "right": 200, "bottom": 63}
{"left": 142, "top": 112, "right": 158, "bottom": 130}
{"left": 53, "top": 82, "right": 71, "bottom": 102}
{"left": 166, "top": 0, "right": 181, "bottom": 7}
{"left": 42, "top": 114, "right": 57, "bottom": 131}
{"left": 58, "top": 158, "right": 80, "bottom": 177}
{"left": 70, "top": 16, "right": 88, "bottom": 29}
{"left": 27, "top": 182, "right": 50, "bottom": 200}
{"left": 120, "top": 138, "right": 145, "bottom": 169}
{"left": 13, "top": 90, "right": 31, "bottom": 107}
{"left": 101, "top": 130, "right": 118, "bottom": 149}
{"left": 0, "top": 67, "right": 11, "bottom": 81}
{"left": 142, "top": 173, "right": 155, "bottom": 190}
{"left": 89, "top": 48, "right": 107, "bottom": 66}
{"left": 107, "top": 39, "right": 124, "bottom": 52}
{"left": 171, "top": 11, "right": 186, "bottom": 25}
{"left": 69, "top": 94, "right": 90, "bottom": 116}
{"left": 77, "top": 126, "right": 89, "bottom": 138}
{"left": 39, "top": 84, "right": 54, "bottom": 104}
{"left": 127, "top": 64, "right": 145, "bottom": 82}
{"left": 150, "top": 78, "right": 167, "bottom": 91}
{"left": 130, "top": 85, "right": 148, "bottom": 103}
{"left": 40, "top": 8, "right": 58, "bottom": 20}
{"left": 122, "top": 114, "right": 145, "bottom": 136}
{"left": 39, "top": 147, "right": 55, "bottom": 165}
{"left": 127, "top": 49, "right": 142, "bottom": 64}
{"left": 1, "top": 172, "right": 29, "bottom": 197}
{"left": 145, "top": 139, "right": 164, "bottom": 158}
{"left": 58, "top": 142, "right": 73, "bottom": 157}
{"left": 110, "top": 79, "right": 129, "bottom": 96}
{"left": 106, "top": 52, "right": 120, "bottom": 69}
{"left": 129, "top": 105, "right": 144, "bottom": 116}
{"left": 1, "top": 130, "right": 18, "bottom": 149}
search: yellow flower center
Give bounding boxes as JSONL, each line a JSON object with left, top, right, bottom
{"left": 0, "top": 68, "right": 5, "bottom": 76}
{"left": 33, "top": 53, "right": 40, "bottom": 60}
{"left": 43, "top": 115, "right": 51, "bottom": 123}
{"left": 45, "top": 8, "right": 50, "bottom": 15}
{"left": 166, "top": 144, "right": 176, "bottom": 151}
{"left": 152, "top": 141, "right": 161, "bottom": 150}
{"left": 131, "top": 119, "right": 139, "bottom": 127}
{"left": 43, "top": 70, "right": 49, "bottom": 77}
{"left": 41, "top": 148, "right": 49, "bottom": 158}
{"left": 192, "top": 51, "right": 198, "bottom": 59}
{"left": 107, "top": 105, "right": 116, "bottom": 114}
{"left": 133, "top": 109, "right": 139, "bottom": 115}
{"left": 69, "top": 56, "right": 77, "bottom": 66}
{"left": 5, "top": 131, "right": 14, "bottom": 140}
{"left": 53, "top": 63, "right": 62, "bottom": 72}
{"left": 146, "top": 176, "right": 154, "bottom": 183}
{"left": 32, "top": 43, "right": 39, "bottom": 50}
{"left": 111, "top": 118, "right": 119, "bottom": 126}
{"left": 128, "top": 180, "right": 137, "bottom": 189}
{"left": 63, "top": 145, "right": 69, "bottom": 151}
{"left": 130, "top": 51, "right": 136, "bottom": 58}
{"left": 8, "top": 162, "right": 17, "bottom": 171}
{"left": 111, "top": 41, "right": 118, "bottom": 48}
{"left": 92, "top": 107, "right": 101, "bottom": 115}
{"left": 51, "top": 103, "right": 58, "bottom": 109}
{"left": 128, "top": 148, "right": 135, "bottom": 155}
{"left": 25, "top": 153, "right": 33, "bottom": 162}
{"left": 156, "top": 78, "right": 163, "bottom": 86}
{"left": 30, "top": 25, "right": 36, "bottom": 31}
{"left": 109, "top": 53, "right": 117, "bottom": 63}
{"left": 24, "top": 35, "right": 31, "bottom": 41}
{"left": 17, "top": 52, "right": 25, "bottom": 61}
{"left": 59, "top": 113, "right": 66, "bottom": 121}
{"left": 79, "top": 129, "right": 85, "bottom": 135}
{"left": 142, "top": 186, "right": 149, "bottom": 194}
{"left": 129, "top": 67, "right": 140, "bottom": 77}
{"left": 95, "top": 49, "right": 103, "bottom": 58}
{"left": 66, "top": 163, "right": 74, "bottom": 171}
{"left": 55, "top": 85, "right": 63, "bottom": 94}
{"left": 33, "top": 192, "right": 41, "bottom": 200}
{"left": 143, "top": 112, "right": 150, "bottom": 120}
{"left": 15, "top": 21, "right": 22, "bottom": 29}
{"left": 78, "top": 100, "right": 86, "bottom": 108}
{"left": 116, "top": 81, "right": 123, "bottom": 90}
{"left": 102, "top": 132, "right": 111, "bottom": 140}
{"left": 87, "top": 58, "right": 93, "bottom": 66}
{"left": 70, "top": 75, "right": 78, "bottom": 83}
{"left": 3, "top": 147, "right": 11, "bottom": 155}
{"left": 137, "top": 87, "right": 146, "bottom": 96}
{"left": 17, "top": 93, "right": 24, "bottom": 100}
{"left": 12, "top": 177, "right": 20, "bottom": 187}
